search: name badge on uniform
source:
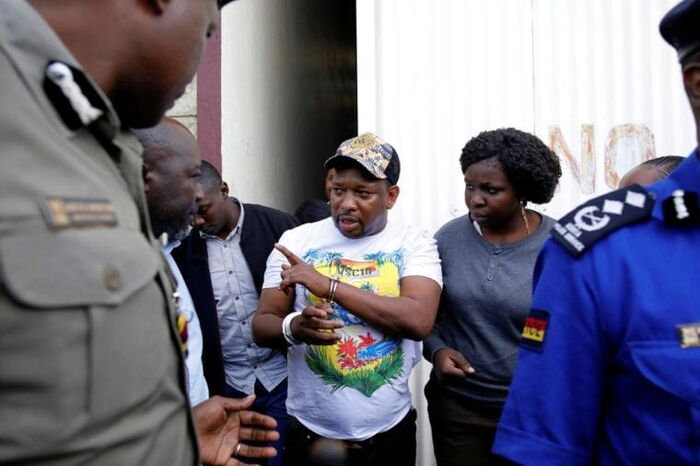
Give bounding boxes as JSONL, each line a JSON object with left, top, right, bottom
{"left": 41, "top": 197, "right": 117, "bottom": 230}
{"left": 677, "top": 322, "right": 700, "bottom": 348}
{"left": 520, "top": 309, "right": 550, "bottom": 353}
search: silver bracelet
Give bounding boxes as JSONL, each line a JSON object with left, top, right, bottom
{"left": 327, "top": 277, "right": 339, "bottom": 303}
{"left": 282, "top": 311, "right": 302, "bottom": 345}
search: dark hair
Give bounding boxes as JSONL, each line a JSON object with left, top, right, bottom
{"left": 639, "top": 155, "right": 684, "bottom": 177}
{"left": 199, "top": 160, "right": 222, "bottom": 192}
{"left": 294, "top": 199, "right": 331, "bottom": 225}
{"left": 459, "top": 128, "right": 562, "bottom": 204}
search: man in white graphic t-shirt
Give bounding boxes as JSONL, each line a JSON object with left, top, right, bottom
{"left": 253, "top": 133, "right": 442, "bottom": 466}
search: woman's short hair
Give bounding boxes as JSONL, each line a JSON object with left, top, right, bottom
{"left": 459, "top": 128, "right": 562, "bottom": 204}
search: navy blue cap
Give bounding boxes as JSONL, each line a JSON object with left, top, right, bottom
{"left": 660, "top": 0, "right": 700, "bottom": 63}
{"left": 219, "top": 0, "right": 235, "bottom": 7}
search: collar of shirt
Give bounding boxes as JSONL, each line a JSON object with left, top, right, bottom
{"left": 649, "top": 149, "right": 700, "bottom": 221}
{"left": 161, "top": 240, "right": 182, "bottom": 256}
{"left": 199, "top": 197, "right": 246, "bottom": 241}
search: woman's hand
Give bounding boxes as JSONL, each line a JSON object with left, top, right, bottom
{"left": 433, "top": 348, "right": 475, "bottom": 382}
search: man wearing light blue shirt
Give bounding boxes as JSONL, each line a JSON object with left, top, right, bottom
{"left": 174, "top": 162, "right": 298, "bottom": 465}
{"left": 163, "top": 241, "right": 209, "bottom": 405}
{"left": 137, "top": 118, "right": 280, "bottom": 464}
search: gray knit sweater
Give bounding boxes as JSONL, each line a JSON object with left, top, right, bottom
{"left": 423, "top": 213, "right": 555, "bottom": 409}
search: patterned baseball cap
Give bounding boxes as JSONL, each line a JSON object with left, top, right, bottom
{"left": 324, "top": 132, "right": 401, "bottom": 185}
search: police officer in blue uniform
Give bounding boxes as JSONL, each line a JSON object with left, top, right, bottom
{"left": 492, "top": 1, "right": 700, "bottom": 464}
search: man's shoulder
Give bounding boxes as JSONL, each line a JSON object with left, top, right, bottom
{"left": 268, "top": 216, "right": 327, "bottom": 247}
{"left": 434, "top": 215, "right": 468, "bottom": 240}
{"left": 243, "top": 202, "right": 297, "bottom": 226}
{"left": 386, "top": 220, "right": 434, "bottom": 245}
{"left": 285, "top": 217, "right": 331, "bottom": 237}
{"left": 174, "top": 227, "right": 214, "bottom": 260}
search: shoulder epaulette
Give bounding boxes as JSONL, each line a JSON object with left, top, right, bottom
{"left": 43, "top": 61, "right": 119, "bottom": 157}
{"left": 44, "top": 61, "right": 106, "bottom": 131}
{"left": 551, "top": 184, "right": 654, "bottom": 257}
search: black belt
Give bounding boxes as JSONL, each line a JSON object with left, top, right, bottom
{"left": 289, "top": 408, "right": 416, "bottom": 450}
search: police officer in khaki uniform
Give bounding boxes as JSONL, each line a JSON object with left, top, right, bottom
{"left": 0, "top": 0, "right": 275, "bottom": 465}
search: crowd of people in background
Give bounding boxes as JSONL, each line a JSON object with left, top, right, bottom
{"left": 133, "top": 115, "right": 688, "bottom": 466}
{"left": 2, "top": 0, "right": 700, "bottom": 465}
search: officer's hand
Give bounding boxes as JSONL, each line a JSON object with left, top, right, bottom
{"left": 290, "top": 302, "right": 344, "bottom": 346}
{"left": 433, "top": 348, "right": 475, "bottom": 382}
{"left": 193, "top": 395, "right": 279, "bottom": 466}
{"left": 276, "top": 243, "right": 329, "bottom": 297}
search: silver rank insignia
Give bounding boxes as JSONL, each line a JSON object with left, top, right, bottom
{"left": 677, "top": 323, "right": 700, "bottom": 348}
{"left": 662, "top": 189, "right": 700, "bottom": 226}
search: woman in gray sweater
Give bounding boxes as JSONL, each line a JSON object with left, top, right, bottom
{"left": 424, "top": 128, "right": 562, "bottom": 465}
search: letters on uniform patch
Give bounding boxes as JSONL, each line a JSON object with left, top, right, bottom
{"left": 520, "top": 309, "right": 550, "bottom": 353}
{"left": 676, "top": 322, "right": 700, "bottom": 348}
{"left": 551, "top": 184, "right": 654, "bottom": 257}
{"left": 41, "top": 197, "right": 117, "bottom": 229}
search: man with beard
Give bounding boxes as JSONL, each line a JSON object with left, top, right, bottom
{"left": 137, "top": 118, "right": 209, "bottom": 405}
{"left": 137, "top": 118, "right": 279, "bottom": 465}
{"left": 252, "top": 133, "right": 443, "bottom": 466}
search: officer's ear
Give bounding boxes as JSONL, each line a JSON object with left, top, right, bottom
{"left": 683, "top": 61, "right": 700, "bottom": 106}
{"left": 220, "top": 181, "right": 230, "bottom": 198}
{"left": 143, "top": 161, "right": 154, "bottom": 193}
{"left": 141, "top": 0, "right": 170, "bottom": 15}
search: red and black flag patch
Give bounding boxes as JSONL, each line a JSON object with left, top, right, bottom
{"left": 520, "top": 309, "right": 550, "bottom": 353}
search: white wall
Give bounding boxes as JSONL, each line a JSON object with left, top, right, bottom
{"left": 222, "top": 1, "right": 303, "bottom": 211}
{"left": 358, "top": 0, "right": 693, "bottom": 231}
{"left": 357, "top": 1, "right": 694, "bottom": 465}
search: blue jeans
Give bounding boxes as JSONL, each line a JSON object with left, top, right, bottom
{"left": 227, "top": 378, "right": 288, "bottom": 466}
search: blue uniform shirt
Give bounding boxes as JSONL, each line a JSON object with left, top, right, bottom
{"left": 493, "top": 151, "right": 700, "bottom": 465}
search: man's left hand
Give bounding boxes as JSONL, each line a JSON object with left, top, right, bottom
{"left": 193, "top": 395, "right": 279, "bottom": 466}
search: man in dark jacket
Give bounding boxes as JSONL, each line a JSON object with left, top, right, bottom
{"left": 173, "top": 161, "right": 297, "bottom": 466}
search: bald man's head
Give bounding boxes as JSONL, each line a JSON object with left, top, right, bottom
{"left": 135, "top": 118, "right": 202, "bottom": 242}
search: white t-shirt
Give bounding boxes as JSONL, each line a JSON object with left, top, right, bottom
{"left": 262, "top": 218, "right": 442, "bottom": 441}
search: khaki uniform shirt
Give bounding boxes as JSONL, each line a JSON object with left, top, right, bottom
{"left": 0, "top": 1, "right": 198, "bottom": 464}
